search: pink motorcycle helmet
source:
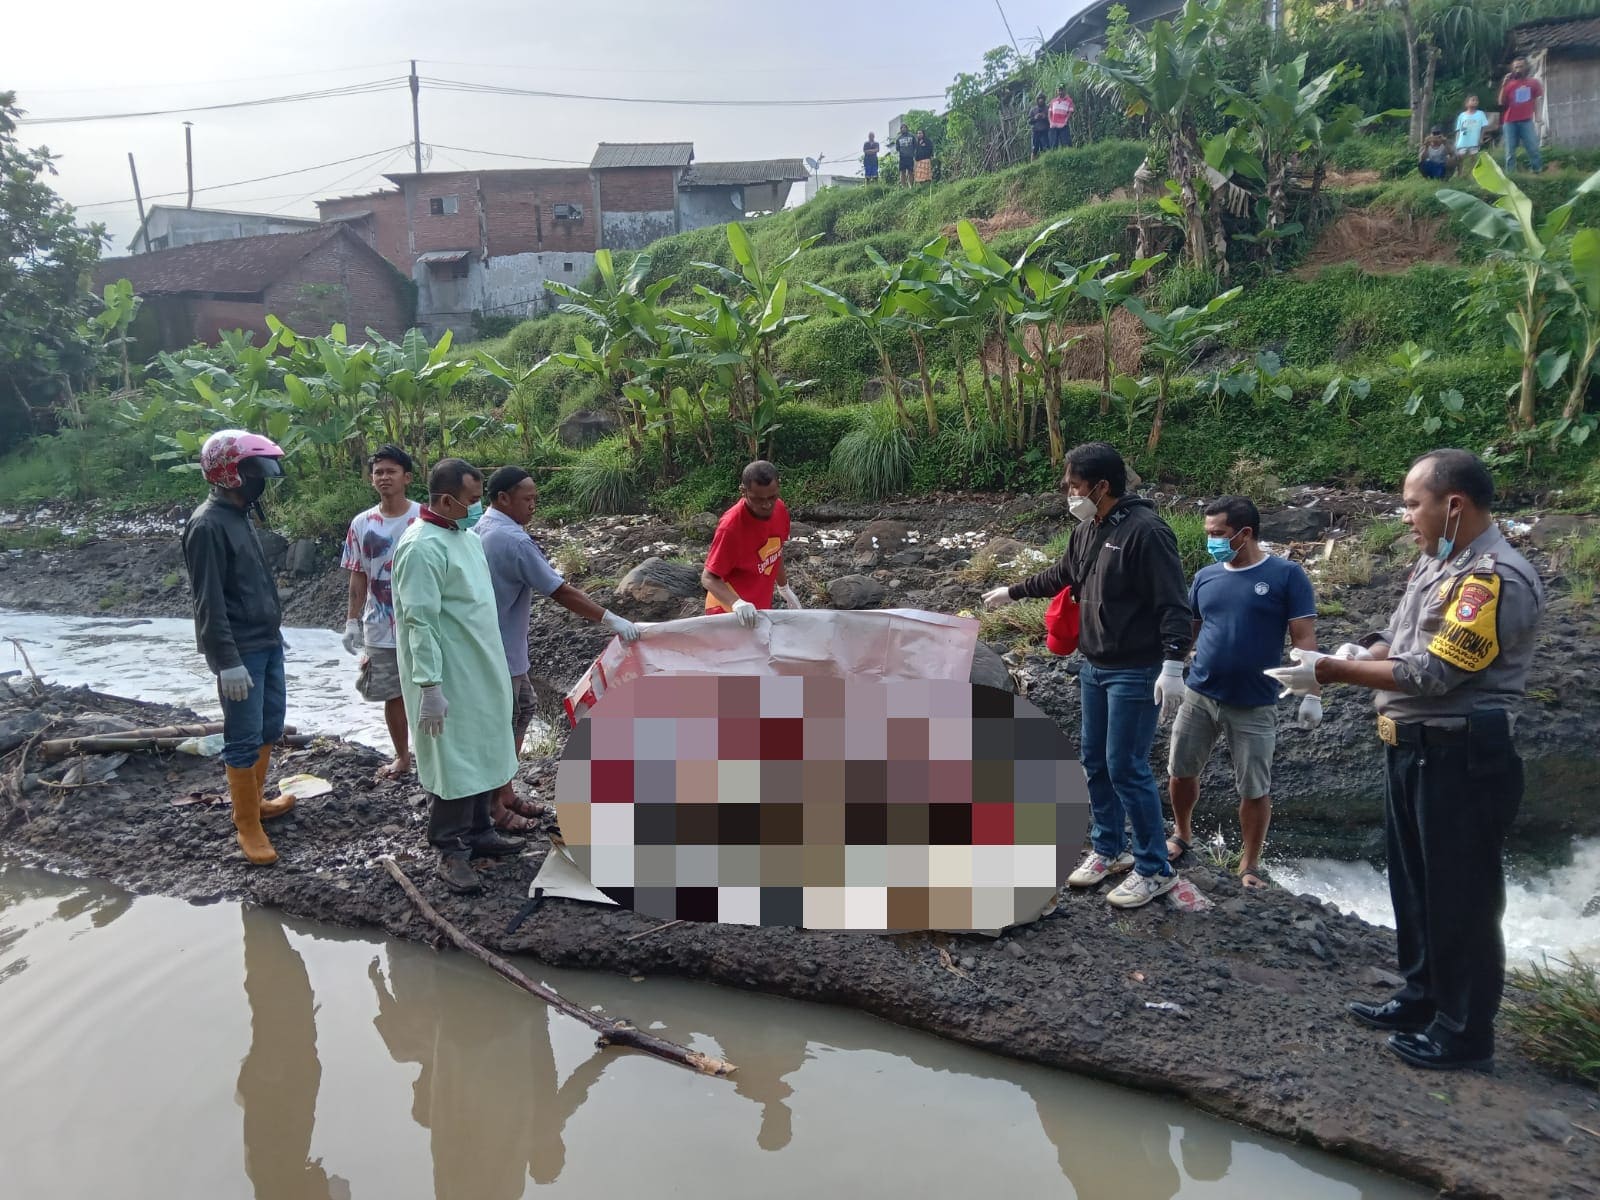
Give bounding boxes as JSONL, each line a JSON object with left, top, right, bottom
{"left": 200, "top": 429, "right": 285, "bottom": 490}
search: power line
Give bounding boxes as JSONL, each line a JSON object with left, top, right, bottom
{"left": 72, "top": 145, "right": 410, "bottom": 209}
{"left": 267, "top": 148, "right": 412, "bottom": 216}
{"left": 425, "top": 143, "right": 590, "bottom": 166}
{"left": 13, "top": 61, "right": 408, "bottom": 96}
{"left": 18, "top": 78, "right": 408, "bottom": 126}
{"left": 422, "top": 76, "right": 946, "bottom": 108}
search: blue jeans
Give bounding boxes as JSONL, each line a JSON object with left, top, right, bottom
{"left": 221, "top": 644, "right": 286, "bottom": 768}
{"left": 1078, "top": 662, "right": 1169, "bottom": 878}
{"left": 1503, "top": 119, "right": 1541, "bottom": 174}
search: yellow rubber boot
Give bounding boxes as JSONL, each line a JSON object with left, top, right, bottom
{"left": 226, "top": 764, "right": 278, "bottom": 866}
{"left": 254, "top": 746, "right": 294, "bottom": 820}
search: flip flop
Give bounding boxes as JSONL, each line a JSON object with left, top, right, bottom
{"left": 1239, "top": 866, "right": 1271, "bottom": 890}
{"left": 493, "top": 808, "right": 541, "bottom": 834}
{"left": 1167, "top": 836, "right": 1192, "bottom": 864}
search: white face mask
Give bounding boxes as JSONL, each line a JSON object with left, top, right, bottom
{"left": 1067, "top": 492, "right": 1099, "bottom": 523}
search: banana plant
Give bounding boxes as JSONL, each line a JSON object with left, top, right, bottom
{"left": 1072, "top": 252, "right": 1165, "bottom": 410}
{"left": 1554, "top": 224, "right": 1600, "bottom": 429}
{"left": 1124, "top": 286, "right": 1242, "bottom": 453}
{"left": 81, "top": 279, "right": 143, "bottom": 391}
{"left": 803, "top": 273, "right": 913, "bottom": 432}
{"left": 1437, "top": 156, "right": 1600, "bottom": 428}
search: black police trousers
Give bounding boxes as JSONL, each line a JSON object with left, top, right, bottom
{"left": 1383, "top": 712, "right": 1523, "bottom": 1050}
{"left": 427, "top": 790, "right": 492, "bottom": 853}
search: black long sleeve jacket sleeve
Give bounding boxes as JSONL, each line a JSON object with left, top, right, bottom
{"left": 1007, "top": 496, "right": 1192, "bottom": 668}
{"left": 180, "top": 496, "right": 283, "bottom": 673}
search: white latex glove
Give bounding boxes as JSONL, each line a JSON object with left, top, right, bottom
{"left": 1264, "top": 648, "right": 1328, "bottom": 699}
{"left": 1334, "top": 642, "right": 1373, "bottom": 661}
{"left": 1297, "top": 694, "right": 1324, "bottom": 730}
{"left": 341, "top": 619, "right": 363, "bottom": 656}
{"left": 731, "top": 599, "right": 759, "bottom": 629}
{"left": 1153, "top": 660, "right": 1186, "bottom": 721}
{"left": 218, "top": 665, "right": 253, "bottom": 702}
{"left": 982, "top": 586, "right": 1014, "bottom": 609}
{"left": 418, "top": 684, "right": 448, "bottom": 737}
{"left": 776, "top": 584, "right": 803, "bottom": 610}
{"left": 600, "top": 609, "right": 641, "bottom": 642}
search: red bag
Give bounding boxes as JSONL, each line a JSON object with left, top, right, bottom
{"left": 1045, "top": 586, "right": 1080, "bottom": 656}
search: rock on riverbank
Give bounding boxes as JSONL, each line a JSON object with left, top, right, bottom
{"left": 1, "top": 681, "right": 1596, "bottom": 1199}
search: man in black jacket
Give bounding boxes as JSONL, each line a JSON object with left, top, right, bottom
{"left": 984, "top": 442, "right": 1192, "bottom": 907}
{"left": 181, "top": 429, "right": 292, "bottom": 867}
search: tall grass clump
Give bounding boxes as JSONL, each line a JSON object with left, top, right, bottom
{"left": 830, "top": 402, "right": 914, "bottom": 500}
{"left": 1504, "top": 955, "right": 1600, "bottom": 1085}
{"left": 568, "top": 438, "right": 638, "bottom": 515}
{"left": 1162, "top": 510, "right": 1210, "bottom": 577}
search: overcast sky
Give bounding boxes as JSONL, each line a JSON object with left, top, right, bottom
{"left": 6, "top": 0, "right": 1084, "bottom": 253}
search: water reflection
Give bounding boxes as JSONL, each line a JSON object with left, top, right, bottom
{"left": 237, "top": 908, "right": 350, "bottom": 1199}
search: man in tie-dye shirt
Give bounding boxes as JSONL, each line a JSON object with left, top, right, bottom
{"left": 341, "top": 445, "right": 421, "bottom": 779}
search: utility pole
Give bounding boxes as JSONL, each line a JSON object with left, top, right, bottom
{"left": 128, "top": 153, "right": 149, "bottom": 252}
{"left": 183, "top": 122, "right": 195, "bottom": 208}
{"left": 410, "top": 59, "right": 423, "bottom": 174}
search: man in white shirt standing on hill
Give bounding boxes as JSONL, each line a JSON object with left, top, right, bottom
{"left": 340, "top": 444, "right": 421, "bottom": 781}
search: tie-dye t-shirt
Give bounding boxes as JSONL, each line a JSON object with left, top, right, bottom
{"left": 341, "top": 501, "right": 420, "bottom": 648}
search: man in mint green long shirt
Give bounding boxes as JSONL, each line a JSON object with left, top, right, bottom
{"left": 392, "top": 458, "right": 523, "bottom": 893}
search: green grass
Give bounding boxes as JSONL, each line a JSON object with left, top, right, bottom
{"left": 830, "top": 403, "right": 914, "bottom": 500}
{"left": 977, "top": 597, "right": 1048, "bottom": 654}
{"left": 1504, "top": 955, "right": 1600, "bottom": 1085}
{"left": 0, "top": 526, "right": 80, "bottom": 551}
{"left": 1361, "top": 518, "right": 1408, "bottom": 556}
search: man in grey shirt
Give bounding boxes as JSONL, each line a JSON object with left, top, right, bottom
{"left": 475, "top": 466, "right": 641, "bottom": 831}
{"left": 1267, "top": 449, "right": 1544, "bottom": 1072}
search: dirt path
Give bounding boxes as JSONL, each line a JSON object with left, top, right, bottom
{"left": 2, "top": 683, "right": 1596, "bottom": 1198}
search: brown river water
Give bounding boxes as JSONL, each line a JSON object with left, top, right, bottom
{"left": 0, "top": 862, "right": 1423, "bottom": 1200}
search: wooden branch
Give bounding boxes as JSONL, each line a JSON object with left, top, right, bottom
{"left": 381, "top": 858, "right": 734, "bottom": 1078}
{"left": 39, "top": 725, "right": 304, "bottom": 760}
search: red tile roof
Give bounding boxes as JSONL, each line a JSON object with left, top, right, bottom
{"left": 93, "top": 225, "right": 357, "bottom": 296}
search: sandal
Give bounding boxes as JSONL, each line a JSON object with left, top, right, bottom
{"left": 1239, "top": 866, "right": 1271, "bottom": 890}
{"left": 1167, "top": 836, "right": 1192, "bottom": 864}
{"left": 493, "top": 808, "right": 541, "bottom": 834}
{"left": 504, "top": 790, "right": 546, "bottom": 821}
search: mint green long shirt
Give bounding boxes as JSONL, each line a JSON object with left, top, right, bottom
{"left": 391, "top": 520, "right": 517, "bottom": 801}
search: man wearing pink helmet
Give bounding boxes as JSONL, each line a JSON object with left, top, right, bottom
{"left": 180, "top": 429, "right": 292, "bottom": 866}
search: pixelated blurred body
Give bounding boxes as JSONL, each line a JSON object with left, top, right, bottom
{"left": 553, "top": 674, "right": 1090, "bottom": 932}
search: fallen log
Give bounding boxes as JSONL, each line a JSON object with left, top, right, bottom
{"left": 381, "top": 857, "right": 734, "bottom": 1078}
{"left": 39, "top": 725, "right": 303, "bottom": 759}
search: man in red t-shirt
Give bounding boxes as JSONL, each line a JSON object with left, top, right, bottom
{"left": 1049, "top": 88, "right": 1075, "bottom": 150}
{"left": 1498, "top": 57, "right": 1544, "bottom": 175}
{"left": 700, "top": 460, "right": 802, "bottom": 626}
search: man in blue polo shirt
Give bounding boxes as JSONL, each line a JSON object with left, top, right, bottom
{"left": 1166, "top": 496, "right": 1322, "bottom": 888}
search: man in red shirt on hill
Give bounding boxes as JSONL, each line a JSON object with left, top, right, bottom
{"left": 1498, "top": 56, "right": 1544, "bottom": 174}
{"left": 1049, "top": 87, "right": 1075, "bottom": 150}
{"left": 701, "top": 460, "right": 802, "bottom": 626}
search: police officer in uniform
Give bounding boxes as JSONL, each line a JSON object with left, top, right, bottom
{"left": 1265, "top": 449, "right": 1544, "bottom": 1071}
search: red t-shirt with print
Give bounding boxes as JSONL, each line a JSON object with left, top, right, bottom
{"left": 1499, "top": 76, "right": 1543, "bottom": 124}
{"left": 704, "top": 498, "right": 790, "bottom": 613}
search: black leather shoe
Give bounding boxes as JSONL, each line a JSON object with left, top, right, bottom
{"left": 468, "top": 829, "right": 526, "bottom": 859}
{"left": 436, "top": 852, "right": 482, "bottom": 894}
{"left": 1346, "top": 998, "right": 1433, "bottom": 1032}
{"left": 1387, "top": 1030, "right": 1493, "bottom": 1072}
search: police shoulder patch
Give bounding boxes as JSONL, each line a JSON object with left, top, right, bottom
{"left": 1427, "top": 572, "right": 1501, "bottom": 672}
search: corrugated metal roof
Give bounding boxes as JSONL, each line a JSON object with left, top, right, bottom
{"left": 323, "top": 209, "right": 373, "bottom": 222}
{"left": 93, "top": 226, "right": 358, "bottom": 296}
{"left": 681, "top": 159, "right": 809, "bottom": 187}
{"left": 1514, "top": 15, "right": 1600, "bottom": 53}
{"left": 590, "top": 142, "right": 695, "bottom": 170}
{"left": 416, "top": 249, "right": 472, "bottom": 265}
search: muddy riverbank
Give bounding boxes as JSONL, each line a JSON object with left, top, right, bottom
{"left": 5, "top": 493, "right": 1598, "bottom": 855}
{"left": 1, "top": 681, "right": 1597, "bottom": 1199}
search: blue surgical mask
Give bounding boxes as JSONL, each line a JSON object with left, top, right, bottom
{"left": 1206, "top": 535, "right": 1237, "bottom": 564}
{"left": 457, "top": 500, "right": 483, "bottom": 531}
{"left": 1434, "top": 501, "right": 1460, "bottom": 562}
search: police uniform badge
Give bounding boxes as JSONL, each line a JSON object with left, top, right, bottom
{"left": 1428, "top": 564, "right": 1501, "bottom": 672}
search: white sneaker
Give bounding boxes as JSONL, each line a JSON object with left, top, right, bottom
{"left": 1067, "top": 850, "right": 1135, "bottom": 888}
{"left": 1106, "top": 870, "right": 1180, "bottom": 909}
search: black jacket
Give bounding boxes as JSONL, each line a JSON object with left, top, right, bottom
{"left": 181, "top": 495, "right": 283, "bottom": 672}
{"left": 1008, "top": 496, "right": 1192, "bottom": 668}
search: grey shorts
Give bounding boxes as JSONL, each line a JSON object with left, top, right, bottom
{"left": 511, "top": 673, "right": 539, "bottom": 754}
{"left": 1167, "top": 687, "right": 1277, "bottom": 798}
{"left": 356, "top": 644, "right": 403, "bottom": 703}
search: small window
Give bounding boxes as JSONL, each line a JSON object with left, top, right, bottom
{"left": 428, "top": 195, "right": 459, "bottom": 216}
{"left": 563, "top": 261, "right": 574, "bottom": 273}
{"left": 149, "top": 235, "right": 170, "bottom": 251}
{"left": 451, "top": 259, "right": 470, "bottom": 280}
{"left": 553, "top": 202, "right": 583, "bottom": 221}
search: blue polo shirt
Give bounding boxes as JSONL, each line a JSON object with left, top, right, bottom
{"left": 1187, "top": 555, "right": 1317, "bottom": 708}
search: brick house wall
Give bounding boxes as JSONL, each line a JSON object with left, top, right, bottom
{"left": 481, "top": 169, "right": 597, "bottom": 256}
{"left": 177, "top": 298, "right": 273, "bottom": 347}
{"left": 318, "top": 191, "right": 410, "bottom": 272}
{"left": 596, "top": 166, "right": 681, "bottom": 249}
{"left": 262, "top": 236, "right": 412, "bottom": 339}
{"left": 408, "top": 172, "right": 484, "bottom": 259}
